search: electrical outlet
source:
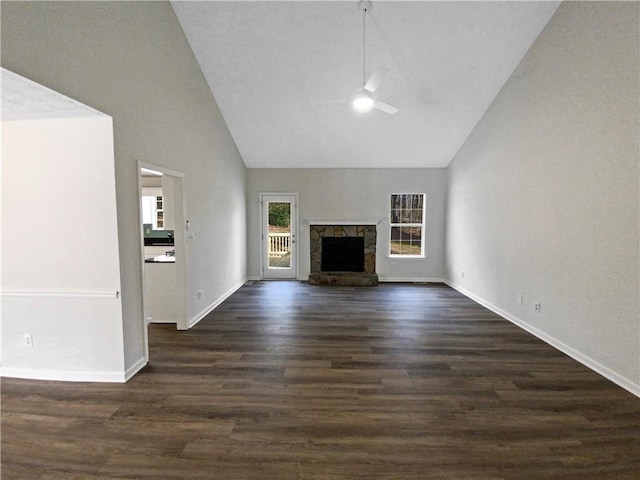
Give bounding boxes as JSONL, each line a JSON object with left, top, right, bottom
{"left": 518, "top": 294, "right": 523, "bottom": 305}
{"left": 197, "top": 290, "right": 202, "bottom": 300}
{"left": 534, "top": 302, "right": 541, "bottom": 312}
{"left": 23, "top": 333, "right": 33, "bottom": 347}
{"left": 461, "top": 271, "right": 465, "bottom": 279}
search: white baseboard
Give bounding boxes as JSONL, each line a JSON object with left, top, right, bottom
{"left": 124, "top": 356, "right": 147, "bottom": 382}
{"left": 188, "top": 278, "right": 247, "bottom": 329}
{"left": 0, "top": 366, "right": 128, "bottom": 383}
{"left": 0, "top": 356, "right": 147, "bottom": 383}
{"left": 379, "top": 277, "right": 446, "bottom": 283}
{"left": 444, "top": 280, "right": 640, "bottom": 398}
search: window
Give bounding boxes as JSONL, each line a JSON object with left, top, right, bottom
{"left": 141, "top": 189, "right": 164, "bottom": 230}
{"left": 390, "top": 193, "right": 425, "bottom": 257}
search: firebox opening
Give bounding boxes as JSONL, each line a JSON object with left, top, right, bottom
{"left": 321, "top": 237, "right": 365, "bottom": 272}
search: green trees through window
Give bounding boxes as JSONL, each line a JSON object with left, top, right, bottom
{"left": 390, "top": 193, "right": 425, "bottom": 256}
{"left": 268, "top": 202, "right": 290, "bottom": 228}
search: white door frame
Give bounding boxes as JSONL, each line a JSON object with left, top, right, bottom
{"left": 261, "top": 193, "right": 298, "bottom": 280}
{"left": 138, "top": 162, "right": 189, "bottom": 362}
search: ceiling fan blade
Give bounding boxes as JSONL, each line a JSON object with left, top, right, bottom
{"left": 364, "top": 67, "right": 388, "bottom": 93}
{"left": 372, "top": 99, "right": 398, "bottom": 115}
{"left": 313, "top": 98, "right": 349, "bottom": 107}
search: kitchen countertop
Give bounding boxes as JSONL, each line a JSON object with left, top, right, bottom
{"left": 145, "top": 255, "right": 176, "bottom": 263}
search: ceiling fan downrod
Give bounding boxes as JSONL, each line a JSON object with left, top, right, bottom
{"left": 358, "top": 0, "right": 372, "bottom": 87}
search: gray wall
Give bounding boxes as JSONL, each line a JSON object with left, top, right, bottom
{"left": 247, "top": 168, "right": 447, "bottom": 281}
{"left": 446, "top": 1, "right": 639, "bottom": 393}
{"left": 1, "top": 1, "right": 247, "bottom": 373}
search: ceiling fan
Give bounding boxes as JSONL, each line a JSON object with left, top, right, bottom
{"left": 319, "top": 0, "right": 398, "bottom": 115}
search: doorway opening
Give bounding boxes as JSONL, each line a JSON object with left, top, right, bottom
{"left": 138, "top": 163, "right": 188, "bottom": 360}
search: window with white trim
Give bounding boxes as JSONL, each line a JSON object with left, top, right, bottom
{"left": 390, "top": 193, "right": 425, "bottom": 257}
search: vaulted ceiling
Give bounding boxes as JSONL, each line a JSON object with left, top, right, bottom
{"left": 172, "top": 1, "right": 560, "bottom": 168}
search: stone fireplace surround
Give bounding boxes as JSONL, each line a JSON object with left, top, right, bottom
{"left": 308, "top": 221, "right": 379, "bottom": 286}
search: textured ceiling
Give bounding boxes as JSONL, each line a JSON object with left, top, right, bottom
{"left": 175, "top": 1, "right": 560, "bottom": 168}
{"left": 1, "top": 68, "right": 106, "bottom": 122}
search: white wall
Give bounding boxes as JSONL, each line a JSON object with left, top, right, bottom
{"left": 446, "top": 2, "right": 639, "bottom": 394}
{"left": 1, "top": 116, "right": 126, "bottom": 381}
{"left": 1, "top": 1, "right": 248, "bottom": 374}
{"left": 247, "top": 168, "right": 447, "bottom": 281}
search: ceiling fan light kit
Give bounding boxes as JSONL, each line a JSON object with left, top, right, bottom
{"left": 352, "top": 91, "right": 374, "bottom": 113}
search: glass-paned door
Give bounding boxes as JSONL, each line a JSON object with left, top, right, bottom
{"left": 262, "top": 194, "right": 297, "bottom": 279}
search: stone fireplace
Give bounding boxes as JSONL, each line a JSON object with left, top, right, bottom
{"left": 308, "top": 224, "right": 378, "bottom": 286}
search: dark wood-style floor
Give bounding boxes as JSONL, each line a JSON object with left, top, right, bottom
{"left": 2, "top": 281, "right": 639, "bottom": 479}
